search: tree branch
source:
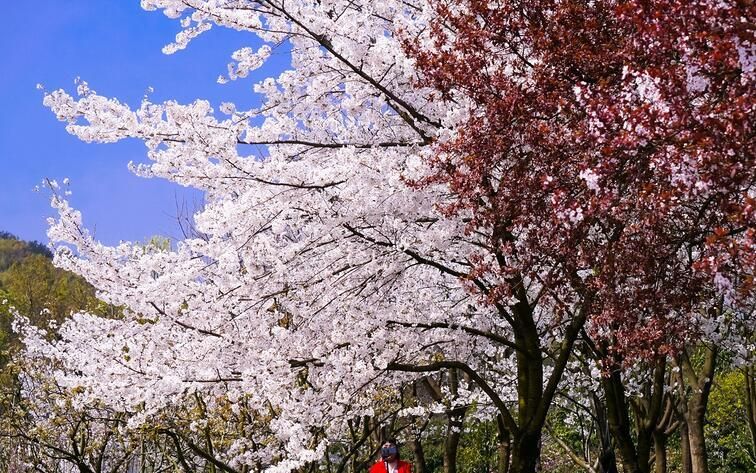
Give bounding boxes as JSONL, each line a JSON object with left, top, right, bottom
{"left": 149, "top": 301, "right": 223, "bottom": 338}
{"left": 387, "top": 360, "right": 520, "bottom": 436}
{"left": 385, "top": 319, "right": 526, "bottom": 354}
{"left": 261, "top": 0, "right": 441, "bottom": 140}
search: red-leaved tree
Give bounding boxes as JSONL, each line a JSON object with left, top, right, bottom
{"left": 405, "top": 1, "right": 754, "bottom": 472}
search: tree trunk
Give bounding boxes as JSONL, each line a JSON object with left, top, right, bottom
{"left": 687, "top": 418, "right": 708, "bottom": 473}
{"left": 636, "top": 433, "right": 653, "bottom": 473}
{"left": 592, "top": 395, "right": 618, "bottom": 473}
{"left": 602, "top": 370, "right": 643, "bottom": 473}
{"left": 679, "top": 346, "right": 716, "bottom": 473}
{"left": 744, "top": 365, "right": 756, "bottom": 464}
{"left": 410, "top": 438, "right": 426, "bottom": 473}
{"left": 679, "top": 405, "right": 692, "bottom": 473}
{"left": 444, "top": 412, "right": 463, "bottom": 473}
{"left": 496, "top": 416, "right": 511, "bottom": 473}
{"left": 598, "top": 448, "right": 619, "bottom": 473}
{"left": 604, "top": 359, "right": 667, "bottom": 473}
{"left": 507, "top": 299, "right": 545, "bottom": 473}
{"left": 508, "top": 431, "right": 540, "bottom": 473}
{"left": 652, "top": 431, "right": 667, "bottom": 473}
{"left": 444, "top": 368, "right": 465, "bottom": 473}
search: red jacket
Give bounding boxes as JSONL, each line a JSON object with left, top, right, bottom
{"left": 369, "top": 460, "right": 411, "bottom": 473}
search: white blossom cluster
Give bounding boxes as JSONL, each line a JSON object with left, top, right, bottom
{"left": 28, "top": 1, "right": 516, "bottom": 470}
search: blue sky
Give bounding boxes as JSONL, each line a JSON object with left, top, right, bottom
{"left": 1, "top": 2, "right": 285, "bottom": 245}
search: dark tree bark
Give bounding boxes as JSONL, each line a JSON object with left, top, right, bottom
{"left": 592, "top": 394, "right": 619, "bottom": 473}
{"left": 410, "top": 437, "right": 427, "bottom": 473}
{"left": 745, "top": 365, "right": 756, "bottom": 465}
{"left": 496, "top": 415, "right": 511, "bottom": 473}
{"left": 601, "top": 361, "right": 666, "bottom": 473}
{"left": 444, "top": 368, "right": 466, "bottom": 473}
{"left": 602, "top": 369, "right": 643, "bottom": 473}
{"left": 652, "top": 431, "right": 666, "bottom": 473}
{"left": 508, "top": 431, "right": 541, "bottom": 473}
{"left": 650, "top": 390, "right": 679, "bottom": 473}
{"left": 444, "top": 412, "right": 463, "bottom": 473}
{"left": 679, "top": 422, "right": 693, "bottom": 473}
{"left": 676, "top": 346, "right": 717, "bottom": 473}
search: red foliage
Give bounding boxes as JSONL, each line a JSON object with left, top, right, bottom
{"left": 405, "top": 0, "right": 754, "bottom": 361}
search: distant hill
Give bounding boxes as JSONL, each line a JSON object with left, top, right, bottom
{"left": 0, "top": 231, "right": 111, "bottom": 368}
{"left": 0, "top": 231, "right": 53, "bottom": 272}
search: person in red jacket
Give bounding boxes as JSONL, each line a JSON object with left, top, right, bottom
{"left": 369, "top": 440, "right": 411, "bottom": 473}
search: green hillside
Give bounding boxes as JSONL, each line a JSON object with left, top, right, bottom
{"left": 0, "top": 231, "right": 106, "bottom": 368}
{"left": 0, "top": 231, "right": 52, "bottom": 272}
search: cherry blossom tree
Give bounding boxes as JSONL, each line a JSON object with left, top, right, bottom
{"left": 37, "top": 1, "right": 488, "bottom": 471}
{"left": 29, "top": 1, "right": 753, "bottom": 473}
